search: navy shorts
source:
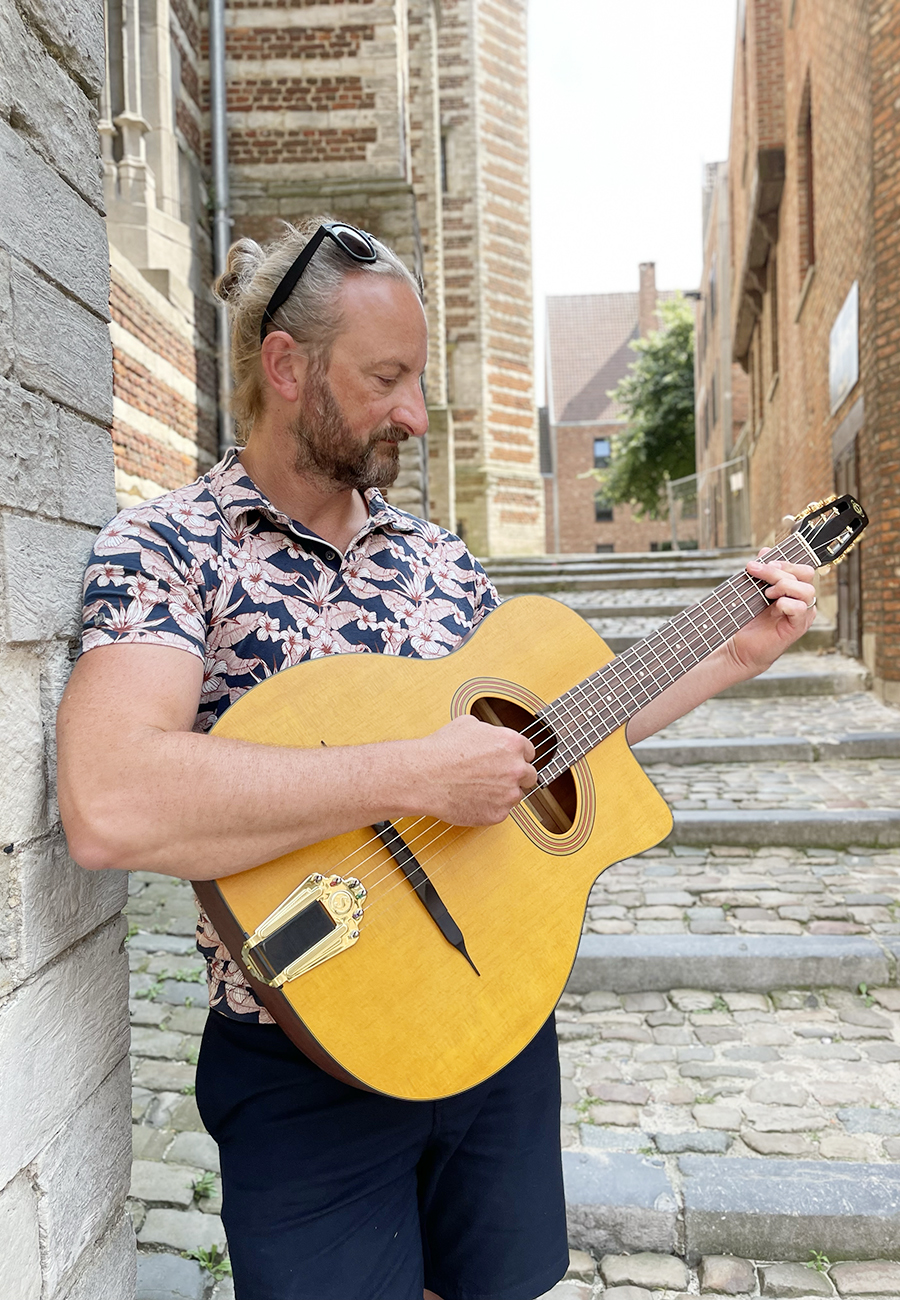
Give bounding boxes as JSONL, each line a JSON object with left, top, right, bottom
{"left": 195, "top": 1011, "right": 568, "bottom": 1300}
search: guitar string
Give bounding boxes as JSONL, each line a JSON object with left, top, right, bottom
{"left": 355, "top": 562, "right": 786, "bottom": 919}
{"left": 316, "top": 569, "right": 765, "bottom": 901}
{"left": 300, "top": 553, "right": 789, "bottom": 906}
{"left": 284, "top": 535, "right": 818, "bottom": 912}
{"left": 356, "top": 531, "right": 826, "bottom": 922}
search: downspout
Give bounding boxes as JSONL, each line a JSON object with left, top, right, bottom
{"left": 209, "top": 0, "right": 234, "bottom": 452}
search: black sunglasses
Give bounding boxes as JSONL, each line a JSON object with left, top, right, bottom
{"left": 258, "top": 223, "right": 378, "bottom": 345}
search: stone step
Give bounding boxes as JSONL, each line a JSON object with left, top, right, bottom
{"left": 568, "top": 932, "right": 897, "bottom": 993}
{"left": 494, "top": 568, "right": 744, "bottom": 594}
{"left": 669, "top": 807, "right": 900, "bottom": 848}
{"left": 718, "top": 666, "right": 869, "bottom": 697}
{"left": 555, "top": 980, "right": 900, "bottom": 1266}
{"left": 485, "top": 546, "right": 752, "bottom": 572}
{"left": 633, "top": 731, "right": 900, "bottom": 764}
{"left": 590, "top": 618, "right": 835, "bottom": 654}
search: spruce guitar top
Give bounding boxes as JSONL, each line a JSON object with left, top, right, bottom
{"left": 194, "top": 495, "right": 868, "bottom": 1099}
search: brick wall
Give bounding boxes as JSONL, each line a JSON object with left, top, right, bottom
{"left": 552, "top": 423, "right": 680, "bottom": 554}
{"left": 440, "top": 0, "right": 543, "bottom": 555}
{"left": 726, "top": 0, "right": 900, "bottom": 697}
{"left": 0, "top": 0, "right": 133, "bottom": 1293}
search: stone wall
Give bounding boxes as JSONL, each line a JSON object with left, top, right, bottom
{"left": 0, "top": 0, "right": 133, "bottom": 1294}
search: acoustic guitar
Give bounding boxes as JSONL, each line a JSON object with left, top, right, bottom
{"left": 194, "top": 494, "right": 868, "bottom": 1099}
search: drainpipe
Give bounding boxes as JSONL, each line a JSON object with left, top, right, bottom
{"left": 209, "top": 0, "right": 234, "bottom": 452}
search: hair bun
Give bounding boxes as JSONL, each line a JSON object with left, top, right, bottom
{"left": 214, "top": 238, "right": 265, "bottom": 305}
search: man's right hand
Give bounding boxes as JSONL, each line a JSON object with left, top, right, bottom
{"left": 408, "top": 714, "right": 537, "bottom": 827}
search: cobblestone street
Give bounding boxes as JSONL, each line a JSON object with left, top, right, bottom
{"left": 126, "top": 556, "right": 900, "bottom": 1299}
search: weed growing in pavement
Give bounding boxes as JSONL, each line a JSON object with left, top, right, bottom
{"left": 858, "top": 982, "right": 875, "bottom": 1006}
{"left": 172, "top": 967, "right": 205, "bottom": 983}
{"left": 182, "top": 1083, "right": 196, "bottom": 1095}
{"left": 134, "top": 981, "right": 164, "bottom": 1001}
{"left": 192, "top": 1171, "right": 217, "bottom": 1202}
{"left": 806, "top": 1250, "right": 831, "bottom": 1273}
{"left": 183, "top": 1246, "right": 231, "bottom": 1280}
{"left": 184, "top": 1045, "right": 200, "bottom": 1065}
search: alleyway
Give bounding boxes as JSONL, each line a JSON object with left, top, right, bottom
{"left": 126, "top": 548, "right": 900, "bottom": 1300}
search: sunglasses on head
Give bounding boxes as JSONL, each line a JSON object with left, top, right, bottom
{"left": 258, "top": 223, "right": 378, "bottom": 345}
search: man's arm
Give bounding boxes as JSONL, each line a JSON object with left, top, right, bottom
{"left": 57, "top": 644, "right": 538, "bottom": 880}
{"left": 58, "top": 557, "right": 815, "bottom": 881}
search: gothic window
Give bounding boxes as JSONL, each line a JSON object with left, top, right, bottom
{"left": 798, "top": 75, "right": 816, "bottom": 283}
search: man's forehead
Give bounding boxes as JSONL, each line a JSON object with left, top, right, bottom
{"left": 334, "top": 275, "right": 428, "bottom": 359}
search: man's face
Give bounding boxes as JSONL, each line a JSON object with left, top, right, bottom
{"left": 290, "top": 275, "right": 429, "bottom": 492}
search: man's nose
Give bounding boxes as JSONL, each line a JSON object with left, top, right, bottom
{"left": 392, "top": 379, "right": 429, "bottom": 439}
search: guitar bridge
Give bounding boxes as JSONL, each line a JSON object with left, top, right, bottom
{"left": 242, "top": 873, "right": 366, "bottom": 988}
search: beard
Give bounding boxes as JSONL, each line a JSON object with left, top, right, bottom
{"left": 289, "top": 366, "right": 409, "bottom": 492}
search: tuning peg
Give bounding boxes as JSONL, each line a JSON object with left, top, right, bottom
{"left": 822, "top": 493, "right": 837, "bottom": 505}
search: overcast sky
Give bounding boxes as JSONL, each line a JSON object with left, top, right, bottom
{"left": 528, "top": 0, "right": 738, "bottom": 397}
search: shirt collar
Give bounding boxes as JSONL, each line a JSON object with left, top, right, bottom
{"left": 207, "top": 448, "right": 418, "bottom": 542}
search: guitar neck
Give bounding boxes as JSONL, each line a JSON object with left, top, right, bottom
{"left": 538, "top": 531, "right": 817, "bottom": 782}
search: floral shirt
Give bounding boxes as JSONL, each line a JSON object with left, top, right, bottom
{"left": 81, "top": 448, "right": 499, "bottom": 1022}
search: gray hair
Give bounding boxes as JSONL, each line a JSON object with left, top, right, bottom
{"left": 213, "top": 218, "right": 421, "bottom": 442}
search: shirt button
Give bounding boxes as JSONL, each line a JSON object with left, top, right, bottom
{"left": 325, "top": 550, "right": 336, "bottom": 561}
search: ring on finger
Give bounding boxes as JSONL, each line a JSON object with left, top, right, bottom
{"left": 806, "top": 596, "right": 817, "bottom": 609}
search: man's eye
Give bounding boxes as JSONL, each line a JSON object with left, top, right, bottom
{"left": 376, "top": 375, "right": 396, "bottom": 386}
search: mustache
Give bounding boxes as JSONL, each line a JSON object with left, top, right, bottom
{"left": 373, "top": 426, "right": 410, "bottom": 445}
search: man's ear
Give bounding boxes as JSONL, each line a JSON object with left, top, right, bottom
{"left": 260, "top": 331, "right": 310, "bottom": 404}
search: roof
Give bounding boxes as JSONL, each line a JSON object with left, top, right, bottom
{"left": 546, "top": 290, "right": 684, "bottom": 426}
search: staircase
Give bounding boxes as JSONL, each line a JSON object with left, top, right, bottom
{"left": 482, "top": 549, "right": 900, "bottom": 1293}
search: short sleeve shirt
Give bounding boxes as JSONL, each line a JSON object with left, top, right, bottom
{"left": 81, "top": 448, "right": 500, "bottom": 1022}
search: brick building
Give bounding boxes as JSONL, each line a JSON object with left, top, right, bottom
{"left": 721, "top": 0, "right": 900, "bottom": 701}
{"left": 543, "top": 263, "right": 696, "bottom": 554}
{"left": 99, "top": 0, "right": 544, "bottom": 556}
{"left": 694, "top": 161, "right": 750, "bottom": 549}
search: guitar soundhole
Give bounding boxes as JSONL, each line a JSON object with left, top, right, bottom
{"left": 469, "top": 696, "right": 576, "bottom": 834}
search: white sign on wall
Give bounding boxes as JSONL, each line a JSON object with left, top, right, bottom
{"left": 829, "top": 280, "right": 859, "bottom": 415}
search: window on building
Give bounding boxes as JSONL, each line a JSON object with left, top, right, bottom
{"left": 798, "top": 77, "right": 816, "bottom": 281}
{"left": 593, "top": 437, "right": 611, "bottom": 469}
{"left": 595, "top": 543, "right": 614, "bottom": 553}
{"left": 594, "top": 491, "right": 613, "bottom": 522}
{"left": 650, "top": 541, "right": 673, "bottom": 552}
{"left": 709, "top": 253, "right": 718, "bottom": 321}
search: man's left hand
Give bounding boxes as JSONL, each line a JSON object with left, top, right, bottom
{"left": 728, "top": 555, "right": 818, "bottom": 677}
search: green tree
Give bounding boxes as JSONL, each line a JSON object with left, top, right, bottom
{"left": 594, "top": 296, "right": 696, "bottom": 518}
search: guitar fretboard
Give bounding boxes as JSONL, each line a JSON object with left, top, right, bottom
{"left": 537, "top": 532, "right": 816, "bottom": 784}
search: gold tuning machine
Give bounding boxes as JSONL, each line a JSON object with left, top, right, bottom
{"left": 797, "top": 494, "right": 838, "bottom": 520}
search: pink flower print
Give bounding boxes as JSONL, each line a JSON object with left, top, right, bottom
{"left": 355, "top": 607, "right": 378, "bottom": 631}
{"left": 239, "top": 561, "right": 271, "bottom": 603}
{"left": 91, "top": 561, "right": 126, "bottom": 587}
{"left": 409, "top": 624, "right": 450, "bottom": 658}
{"left": 278, "top": 627, "right": 308, "bottom": 665}
{"left": 103, "top": 598, "right": 165, "bottom": 634}
{"left": 196, "top": 911, "right": 231, "bottom": 963}
{"left": 257, "top": 614, "right": 280, "bottom": 641}
{"left": 380, "top": 621, "right": 409, "bottom": 655}
{"left": 126, "top": 572, "right": 162, "bottom": 606}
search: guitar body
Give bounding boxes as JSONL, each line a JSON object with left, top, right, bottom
{"left": 195, "top": 595, "right": 673, "bottom": 1100}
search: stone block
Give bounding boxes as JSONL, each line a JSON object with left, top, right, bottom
{"left": 579, "top": 1126, "right": 647, "bottom": 1152}
{"left": 600, "top": 1252, "right": 688, "bottom": 1290}
{"left": 164, "top": 1131, "right": 220, "bottom": 1172}
{"left": 654, "top": 1131, "right": 732, "bottom": 1154}
{"left": 563, "top": 1150, "right": 677, "bottom": 1256}
{"left": 837, "top": 1108, "right": 900, "bottom": 1136}
{"left": 33, "top": 1058, "right": 131, "bottom": 1295}
{"left": 741, "top": 1105, "right": 821, "bottom": 1133}
{"left": 16, "top": 0, "right": 106, "bottom": 97}
{"left": 829, "top": 1260, "right": 900, "bottom": 1295}
{"left": 564, "top": 1249, "right": 595, "bottom": 1281}
{"left": 132, "top": 1059, "right": 196, "bottom": 1093}
{"left": 748, "top": 1081, "right": 809, "bottom": 1106}
{"left": 0, "top": 918, "right": 129, "bottom": 1188}
{"left": 758, "top": 1261, "right": 833, "bottom": 1296}
{"left": 58, "top": 409, "right": 116, "bottom": 527}
{"left": 536, "top": 1285, "right": 592, "bottom": 1300}
{"left": 0, "top": 645, "right": 43, "bottom": 849}
{"left": 210, "top": 1281, "right": 236, "bottom": 1300}
{"left": 0, "top": 248, "right": 12, "bottom": 376}
{"left": 698, "top": 1254, "right": 756, "bottom": 1295}
{"left": 61, "top": 1212, "right": 137, "bottom": 1300}
{"left": 0, "top": 376, "right": 61, "bottom": 513}
{"left": 818, "top": 1133, "right": 871, "bottom": 1161}
{"left": 680, "top": 1154, "right": 900, "bottom": 1263}
{"left": 694, "top": 1105, "right": 742, "bottom": 1130}
{"left": 0, "top": 3, "right": 102, "bottom": 209}
{"left": 741, "top": 1130, "right": 815, "bottom": 1157}
{"left": 0, "top": 1172, "right": 42, "bottom": 1300}
{"left": 1, "top": 513, "right": 97, "bottom": 642}
{"left": 0, "top": 121, "right": 108, "bottom": 315}
{"left": 132, "top": 1126, "right": 172, "bottom": 1161}
{"left": 138, "top": 1207, "right": 227, "bottom": 1252}
{"left": 130, "top": 1160, "right": 195, "bottom": 1207}
{"left": 17, "top": 835, "right": 127, "bottom": 979}
{"left": 9, "top": 258, "right": 112, "bottom": 423}
{"left": 135, "top": 1251, "right": 206, "bottom": 1300}
{"left": 568, "top": 934, "right": 889, "bottom": 994}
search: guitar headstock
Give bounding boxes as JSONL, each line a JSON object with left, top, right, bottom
{"left": 792, "top": 494, "right": 868, "bottom": 569}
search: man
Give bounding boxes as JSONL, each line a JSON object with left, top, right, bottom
{"left": 57, "top": 221, "right": 817, "bottom": 1300}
